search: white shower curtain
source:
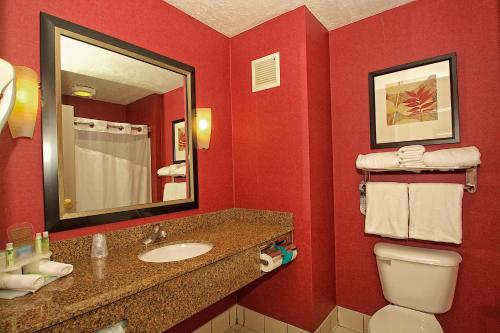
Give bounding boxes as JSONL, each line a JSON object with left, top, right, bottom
{"left": 74, "top": 117, "right": 152, "bottom": 212}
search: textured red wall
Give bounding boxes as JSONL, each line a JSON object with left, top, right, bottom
{"left": 305, "top": 9, "right": 336, "bottom": 327}
{"left": 0, "top": 0, "right": 233, "bottom": 243}
{"left": 126, "top": 94, "right": 164, "bottom": 202}
{"left": 231, "top": 7, "right": 312, "bottom": 330}
{"left": 329, "top": 0, "right": 500, "bottom": 331}
{"left": 62, "top": 95, "right": 127, "bottom": 122}
{"left": 232, "top": 7, "right": 334, "bottom": 331}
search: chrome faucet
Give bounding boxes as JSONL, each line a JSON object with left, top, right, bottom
{"left": 142, "top": 224, "right": 166, "bottom": 245}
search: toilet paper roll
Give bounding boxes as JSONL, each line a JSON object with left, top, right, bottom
{"left": 260, "top": 249, "right": 298, "bottom": 273}
{"left": 260, "top": 253, "right": 283, "bottom": 273}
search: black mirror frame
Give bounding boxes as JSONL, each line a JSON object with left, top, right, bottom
{"left": 41, "top": 13, "right": 199, "bottom": 232}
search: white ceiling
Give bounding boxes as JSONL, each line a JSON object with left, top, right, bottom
{"left": 164, "top": 0, "right": 413, "bottom": 37}
{"left": 60, "top": 36, "right": 185, "bottom": 105}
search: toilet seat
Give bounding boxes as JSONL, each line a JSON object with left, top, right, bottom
{"left": 368, "top": 305, "right": 443, "bottom": 333}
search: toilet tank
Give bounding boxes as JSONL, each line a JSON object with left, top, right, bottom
{"left": 374, "top": 243, "right": 462, "bottom": 314}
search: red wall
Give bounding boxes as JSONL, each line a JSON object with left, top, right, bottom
{"left": 329, "top": 0, "right": 500, "bottom": 332}
{"left": 232, "top": 7, "right": 334, "bottom": 331}
{"left": 0, "top": 0, "right": 233, "bottom": 243}
{"left": 126, "top": 94, "right": 164, "bottom": 202}
{"left": 62, "top": 95, "right": 127, "bottom": 122}
{"left": 305, "top": 9, "right": 336, "bottom": 327}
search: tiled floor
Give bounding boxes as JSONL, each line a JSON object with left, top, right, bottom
{"left": 223, "top": 325, "right": 359, "bottom": 333}
{"left": 332, "top": 327, "right": 358, "bottom": 333}
{"left": 224, "top": 325, "right": 256, "bottom": 333}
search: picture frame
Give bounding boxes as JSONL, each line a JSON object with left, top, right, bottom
{"left": 368, "top": 53, "right": 459, "bottom": 149}
{"left": 172, "top": 119, "right": 186, "bottom": 163}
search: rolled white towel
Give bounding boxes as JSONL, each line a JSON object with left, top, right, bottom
{"left": 158, "top": 163, "right": 186, "bottom": 176}
{"left": 400, "top": 163, "right": 426, "bottom": 168}
{"left": 356, "top": 152, "right": 399, "bottom": 169}
{"left": 0, "top": 274, "right": 44, "bottom": 292}
{"left": 157, "top": 166, "right": 173, "bottom": 176}
{"left": 171, "top": 162, "right": 186, "bottom": 170}
{"left": 38, "top": 260, "right": 74, "bottom": 277}
{"left": 423, "top": 146, "right": 481, "bottom": 168}
{"left": 398, "top": 145, "right": 426, "bottom": 155}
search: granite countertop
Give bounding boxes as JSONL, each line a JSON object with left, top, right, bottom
{"left": 0, "top": 210, "right": 293, "bottom": 333}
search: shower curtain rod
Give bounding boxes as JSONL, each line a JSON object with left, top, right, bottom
{"left": 73, "top": 120, "right": 151, "bottom": 133}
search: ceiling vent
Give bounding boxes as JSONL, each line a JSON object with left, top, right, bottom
{"left": 252, "top": 52, "right": 280, "bottom": 92}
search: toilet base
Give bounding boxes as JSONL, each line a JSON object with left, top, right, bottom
{"left": 368, "top": 305, "right": 443, "bottom": 333}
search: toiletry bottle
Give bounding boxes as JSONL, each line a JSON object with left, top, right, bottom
{"left": 42, "top": 231, "right": 50, "bottom": 253}
{"left": 35, "top": 233, "right": 42, "bottom": 254}
{"left": 6, "top": 243, "right": 14, "bottom": 267}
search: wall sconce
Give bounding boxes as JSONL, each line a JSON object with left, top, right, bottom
{"left": 0, "top": 59, "right": 16, "bottom": 134}
{"left": 196, "top": 108, "right": 212, "bottom": 149}
{"left": 8, "top": 66, "right": 40, "bottom": 139}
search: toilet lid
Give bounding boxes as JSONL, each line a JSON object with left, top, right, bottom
{"left": 369, "top": 305, "right": 443, "bottom": 333}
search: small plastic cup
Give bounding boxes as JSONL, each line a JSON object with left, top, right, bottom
{"left": 91, "top": 233, "right": 108, "bottom": 259}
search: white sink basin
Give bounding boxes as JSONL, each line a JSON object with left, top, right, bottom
{"left": 139, "top": 242, "right": 213, "bottom": 263}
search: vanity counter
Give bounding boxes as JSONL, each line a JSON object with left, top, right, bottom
{"left": 0, "top": 209, "right": 293, "bottom": 333}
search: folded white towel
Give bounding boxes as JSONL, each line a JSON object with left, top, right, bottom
{"left": 409, "top": 183, "right": 463, "bottom": 244}
{"left": 398, "top": 156, "right": 425, "bottom": 163}
{"left": 423, "top": 146, "right": 481, "bottom": 168}
{"left": 356, "top": 152, "right": 399, "bottom": 169}
{"left": 39, "top": 260, "right": 73, "bottom": 277}
{"left": 163, "top": 182, "right": 187, "bottom": 201}
{"left": 400, "top": 163, "right": 426, "bottom": 168}
{"left": 157, "top": 166, "right": 171, "bottom": 176}
{"left": 0, "top": 274, "right": 44, "bottom": 292}
{"left": 399, "top": 152, "right": 424, "bottom": 159}
{"left": 398, "top": 145, "right": 426, "bottom": 155}
{"left": 365, "top": 182, "right": 409, "bottom": 239}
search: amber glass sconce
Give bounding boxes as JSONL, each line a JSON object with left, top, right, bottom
{"left": 8, "top": 66, "right": 40, "bottom": 139}
{"left": 196, "top": 108, "right": 212, "bottom": 149}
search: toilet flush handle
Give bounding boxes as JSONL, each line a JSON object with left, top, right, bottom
{"left": 379, "top": 258, "right": 392, "bottom": 265}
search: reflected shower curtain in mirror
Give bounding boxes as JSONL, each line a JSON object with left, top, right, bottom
{"left": 73, "top": 117, "right": 152, "bottom": 212}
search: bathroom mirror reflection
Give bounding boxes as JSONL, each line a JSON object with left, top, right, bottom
{"left": 60, "top": 36, "right": 190, "bottom": 213}
{"left": 41, "top": 14, "right": 198, "bottom": 232}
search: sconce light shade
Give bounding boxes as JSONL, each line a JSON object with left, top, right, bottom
{"left": 0, "top": 59, "right": 16, "bottom": 134}
{"left": 8, "top": 66, "right": 39, "bottom": 139}
{"left": 196, "top": 108, "right": 212, "bottom": 149}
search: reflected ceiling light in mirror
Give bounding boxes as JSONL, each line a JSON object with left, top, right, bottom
{"left": 8, "top": 66, "right": 39, "bottom": 139}
{"left": 72, "top": 85, "right": 96, "bottom": 98}
{"left": 196, "top": 108, "right": 211, "bottom": 149}
{"left": 0, "top": 59, "right": 16, "bottom": 134}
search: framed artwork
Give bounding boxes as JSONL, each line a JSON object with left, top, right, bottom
{"left": 368, "top": 53, "right": 459, "bottom": 149}
{"left": 172, "top": 119, "right": 186, "bottom": 163}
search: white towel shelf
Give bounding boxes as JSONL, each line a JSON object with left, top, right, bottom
{"left": 359, "top": 166, "right": 478, "bottom": 193}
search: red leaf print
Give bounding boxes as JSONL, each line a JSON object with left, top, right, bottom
{"left": 420, "top": 101, "right": 435, "bottom": 109}
{"left": 402, "top": 84, "right": 436, "bottom": 120}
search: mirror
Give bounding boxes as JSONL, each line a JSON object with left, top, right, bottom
{"left": 41, "top": 13, "right": 198, "bottom": 232}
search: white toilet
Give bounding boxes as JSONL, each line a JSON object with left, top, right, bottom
{"left": 369, "top": 243, "right": 462, "bottom": 333}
